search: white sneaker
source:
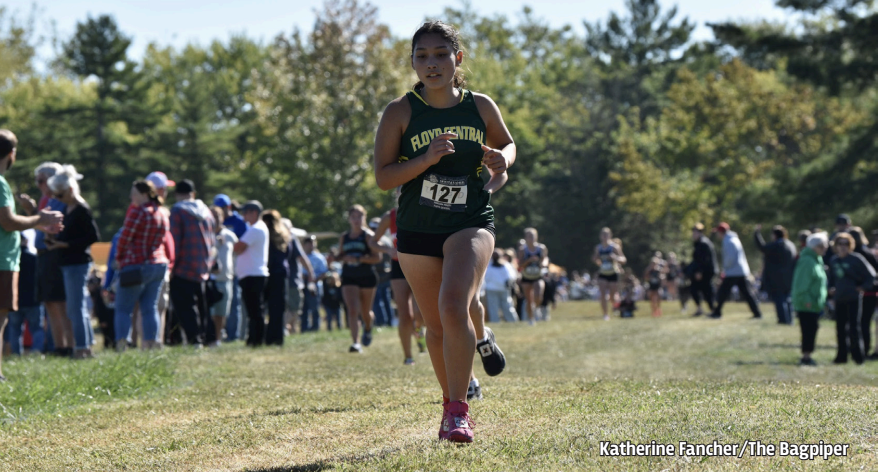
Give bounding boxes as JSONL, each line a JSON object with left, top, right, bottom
{"left": 349, "top": 343, "right": 363, "bottom": 353}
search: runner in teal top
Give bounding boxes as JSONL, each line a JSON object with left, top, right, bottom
{"left": 373, "top": 21, "right": 515, "bottom": 444}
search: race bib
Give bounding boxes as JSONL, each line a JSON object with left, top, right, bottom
{"left": 601, "top": 260, "right": 613, "bottom": 272}
{"left": 524, "top": 265, "right": 541, "bottom": 278}
{"left": 420, "top": 173, "right": 467, "bottom": 212}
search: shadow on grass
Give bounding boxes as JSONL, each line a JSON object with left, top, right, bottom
{"left": 732, "top": 360, "right": 802, "bottom": 366}
{"left": 758, "top": 343, "right": 835, "bottom": 350}
{"left": 243, "top": 447, "right": 401, "bottom": 472}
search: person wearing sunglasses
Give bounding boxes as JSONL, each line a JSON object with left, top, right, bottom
{"left": 827, "top": 232, "right": 876, "bottom": 364}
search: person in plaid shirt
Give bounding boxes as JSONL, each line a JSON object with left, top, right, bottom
{"left": 114, "top": 180, "right": 170, "bottom": 350}
{"left": 169, "top": 179, "right": 216, "bottom": 347}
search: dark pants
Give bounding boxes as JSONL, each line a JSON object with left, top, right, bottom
{"left": 835, "top": 298, "right": 865, "bottom": 364}
{"left": 771, "top": 291, "right": 793, "bottom": 325}
{"left": 265, "top": 273, "right": 287, "bottom": 345}
{"left": 861, "top": 295, "right": 876, "bottom": 354}
{"left": 303, "top": 290, "right": 321, "bottom": 332}
{"left": 240, "top": 276, "right": 267, "bottom": 347}
{"left": 169, "top": 277, "right": 214, "bottom": 346}
{"left": 689, "top": 276, "right": 715, "bottom": 310}
{"left": 324, "top": 305, "right": 341, "bottom": 331}
{"left": 797, "top": 311, "right": 820, "bottom": 354}
{"left": 372, "top": 280, "right": 392, "bottom": 326}
{"left": 713, "top": 276, "right": 762, "bottom": 318}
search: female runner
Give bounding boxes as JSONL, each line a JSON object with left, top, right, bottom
{"left": 518, "top": 227, "right": 548, "bottom": 325}
{"left": 338, "top": 205, "right": 381, "bottom": 353}
{"left": 593, "top": 228, "right": 626, "bottom": 320}
{"left": 373, "top": 21, "right": 513, "bottom": 443}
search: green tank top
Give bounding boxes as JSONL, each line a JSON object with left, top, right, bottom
{"left": 396, "top": 88, "right": 494, "bottom": 234}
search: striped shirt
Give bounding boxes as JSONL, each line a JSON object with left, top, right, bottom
{"left": 116, "top": 202, "right": 170, "bottom": 268}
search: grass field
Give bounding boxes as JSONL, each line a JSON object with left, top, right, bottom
{"left": 1, "top": 300, "right": 876, "bottom": 471}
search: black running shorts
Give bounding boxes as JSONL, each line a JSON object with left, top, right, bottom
{"left": 390, "top": 260, "right": 405, "bottom": 280}
{"left": 341, "top": 273, "right": 377, "bottom": 289}
{"left": 598, "top": 273, "right": 619, "bottom": 283}
{"left": 397, "top": 223, "right": 496, "bottom": 259}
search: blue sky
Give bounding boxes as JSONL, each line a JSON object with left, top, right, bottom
{"left": 7, "top": 0, "right": 796, "bottom": 62}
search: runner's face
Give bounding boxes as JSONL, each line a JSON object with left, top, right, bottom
{"left": 348, "top": 211, "right": 363, "bottom": 228}
{"left": 412, "top": 34, "right": 462, "bottom": 89}
{"left": 600, "top": 231, "right": 610, "bottom": 243}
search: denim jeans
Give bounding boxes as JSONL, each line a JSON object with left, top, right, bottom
{"left": 771, "top": 291, "right": 793, "bottom": 325}
{"left": 372, "top": 280, "right": 392, "bottom": 326}
{"left": 7, "top": 306, "right": 44, "bottom": 354}
{"left": 225, "top": 277, "right": 242, "bottom": 341}
{"left": 61, "top": 263, "right": 94, "bottom": 350}
{"left": 302, "top": 290, "right": 321, "bottom": 331}
{"left": 485, "top": 289, "right": 518, "bottom": 323}
{"left": 115, "top": 263, "right": 168, "bottom": 343}
{"left": 324, "top": 306, "right": 341, "bottom": 331}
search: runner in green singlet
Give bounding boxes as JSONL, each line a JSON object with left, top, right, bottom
{"left": 373, "top": 21, "right": 514, "bottom": 444}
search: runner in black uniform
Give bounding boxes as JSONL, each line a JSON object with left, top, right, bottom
{"left": 373, "top": 21, "right": 513, "bottom": 443}
{"left": 518, "top": 227, "right": 548, "bottom": 325}
{"left": 338, "top": 204, "right": 381, "bottom": 353}
{"left": 592, "top": 227, "right": 626, "bottom": 320}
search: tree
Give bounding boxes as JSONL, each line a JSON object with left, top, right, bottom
{"left": 59, "top": 15, "right": 153, "bottom": 235}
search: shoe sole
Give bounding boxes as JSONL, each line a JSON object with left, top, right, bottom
{"left": 445, "top": 432, "right": 474, "bottom": 443}
{"left": 479, "top": 328, "right": 506, "bottom": 377}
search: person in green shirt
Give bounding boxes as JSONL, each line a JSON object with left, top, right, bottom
{"left": 791, "top": 232, "right": 829, "bottom": 366}
{"left": 0, "top": 129, "right": 64, "bottom": 380}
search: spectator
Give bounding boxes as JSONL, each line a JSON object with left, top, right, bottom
{"left": 234, "top": 201, "right": 269, "bottom": 347}
{"left": 848, "top": 228, "right": 878, "bottom": 357}
{"left": 169, "top": 179, "right": 216, "bottom": 347}
{"left": 20, "top": 162, "right": 73, "bottom": 356}
{"left": 282, "top": 218, "right": 314, "bottom": 335}
{"left": 370, "top": 217, "right": 393, "bottom": 327}
{"left": 146, "top": 171, "right": 176, "bottom": 345}
{"left": 754, "top": 224, "right": 798, "bottom": 325}
{"left": 46, "top": 164, "right": 100, "bottom": 359}
{"left": 322, "top": 271, "right": 343, "bottom": 331}
{"left": 214, "top": 194, "right": 246, "bottom": 341}
{"left": 210, "top": 206, "right": 237, "bottom": 346}
{"left": 796, "top": 230, "right": 811, "bottom": 253}
{"left": 114, "top": 180, "right": 170, "bottom": 351}
{"left": 303, "top": 235, "right": 328, "bottom": 332}
{"left": 791, "top": 232, "right": 829, "bottom": 366}
{"left": 687, "top": 223, "right": 718, "bottom": 317}
{"left": 0, "top": 130, "right": 64, "bottom": 378}
{"left": 87, "top": 267, "right": 114, "bottom": 350}
{"left": 483, "top": 249, "right": 518, "bottom": 323}
{"left": 709, "top": 223, "right": 762, "bottom": 319}
{"left": 263, "top": 209, "right": 294, "bottom": 346}
{"left": 6, "top": 231, "right": 44, "bottom": 354}
{"left": 827, "top": 232, "right": 875, "bottom": 364}
{"left": 826, "top": 214, "right": 852, "bottom": 261}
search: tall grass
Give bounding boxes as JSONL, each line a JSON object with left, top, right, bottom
{"left": 0, "top": 350, "right": 177, "bottom": 423}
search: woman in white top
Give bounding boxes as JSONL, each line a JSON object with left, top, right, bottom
{"left": 484, "top": 249, "right": 518, "bottom": 323}
{"left": 210, "top": 207, "right": 238, "bottom": 346}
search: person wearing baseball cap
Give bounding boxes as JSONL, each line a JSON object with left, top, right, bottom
{"left": 213, "top": 194, "right": 247, "bottom": 239}
{"left": 709, "top": 223, "right": 763, "bottom": 319}
{"left": 169, "top": 179, "right": 217, "bottom": 347}
{"left": 145, "top": 172, "right": 175, "bottom": 199}
{"left": 685, "top": 222, "right": 718, "bottom": 317}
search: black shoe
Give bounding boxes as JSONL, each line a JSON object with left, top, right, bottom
{"left": 832, "top": 357, "right": 847, "bottom": 364}
{"left": 476, "top": 327, "right": 506, "bottom": 377}
{"left": 752, "top": 315, "right": 763, "bottom": 319}
{"left": 799, "top": 358, "right": 817, "bottom": 366}
{"left": 707, "top": 313, "right": 722, "bottom": 319}
{"left": 867, "top": 352, "right": 878, "bottom": 361}
{"left": 692, "top": 309, "right": 704, "bottom": 317}
{"left": 467, "top": 378, "right": 483, "bottom": 401}
{"left": 361, "top": 329, "right": 373, "bottom": 347}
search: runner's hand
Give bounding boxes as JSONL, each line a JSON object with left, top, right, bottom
{"left": 38, "top": 209, "right": 64, "bottom": 228}
{"left": 425, "top": 133, "right": 457, "bottom": 164}
{"left": 481, "top": 145, "right": 509, "bottom": 173}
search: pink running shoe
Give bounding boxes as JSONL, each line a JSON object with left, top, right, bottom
{"left": 440, "top": 401, "right": 475, "bottom": 443}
